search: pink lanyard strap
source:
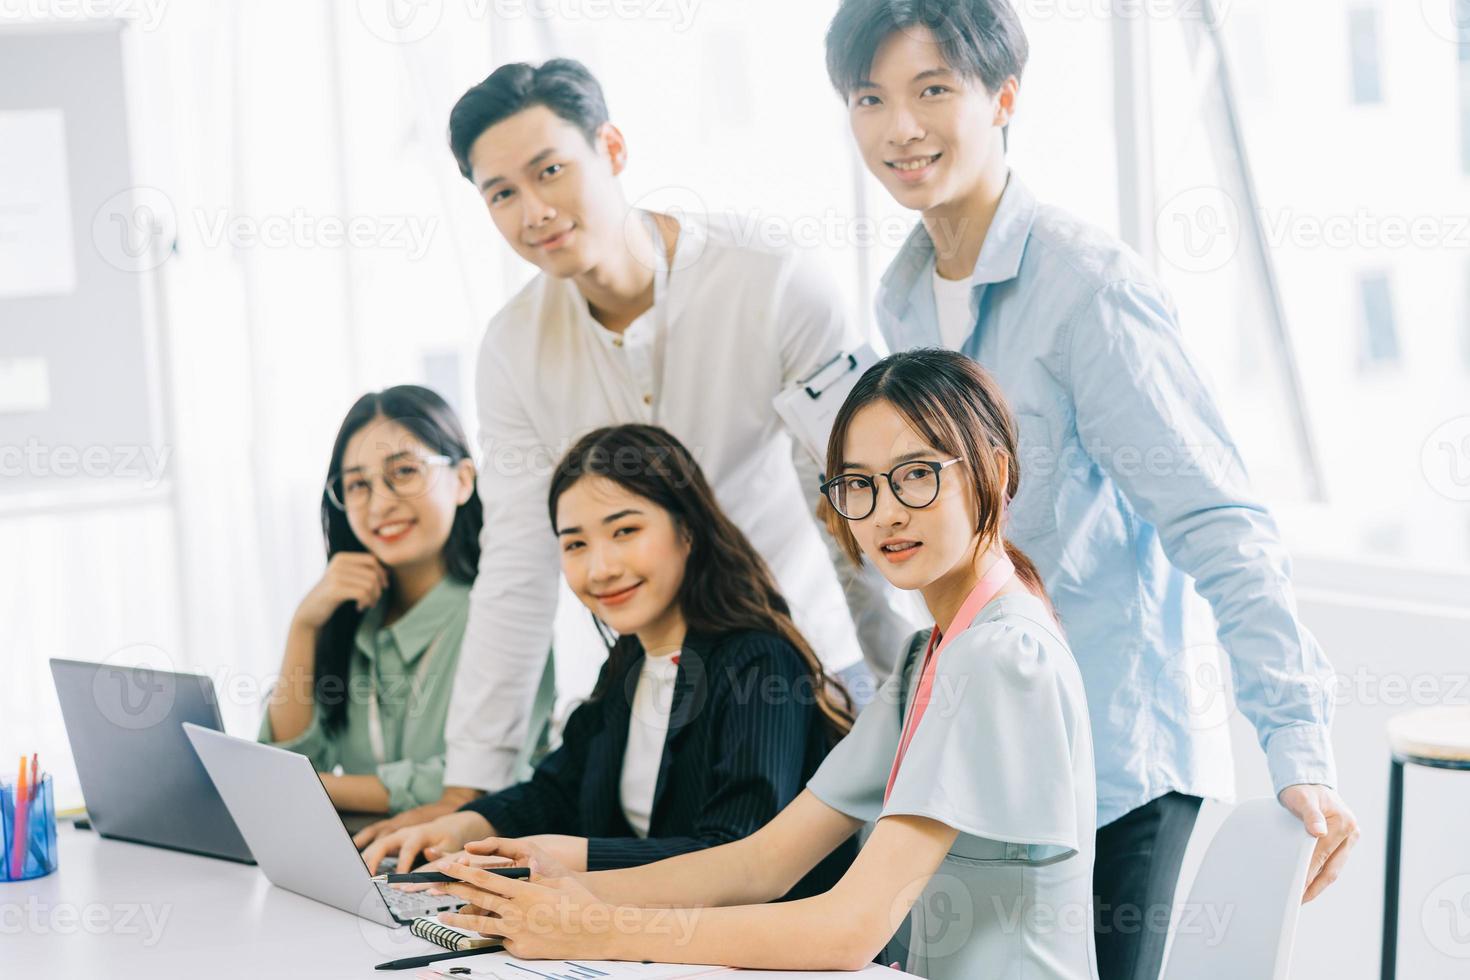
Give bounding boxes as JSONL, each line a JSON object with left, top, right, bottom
{"left": 884, "top": 554, "right": 1015, "bottom": 802}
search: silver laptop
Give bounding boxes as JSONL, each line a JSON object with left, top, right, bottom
{"left": 182, "top": 723, "right": 462, "bottom": 926}
{"left": 49, "top": 658, "right": 254, "bottom": 863}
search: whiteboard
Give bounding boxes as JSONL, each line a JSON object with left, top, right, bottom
{"left": 0, "top": 22, "right": 165, "bottom": 500}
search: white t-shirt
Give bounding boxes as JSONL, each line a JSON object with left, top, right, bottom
{"left": 619, "top": 652, "right": 682, "bottom": 838}
{"left": 932, "top": 266, "right": 977, "bottom": 351}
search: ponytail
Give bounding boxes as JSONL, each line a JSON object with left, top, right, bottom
{"left": 1002, "top": 539, "right": 1060, "bottom": 627}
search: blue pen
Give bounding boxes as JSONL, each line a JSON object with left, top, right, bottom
{"left": 27, "top": 769, "right": 47, "bottom": 867}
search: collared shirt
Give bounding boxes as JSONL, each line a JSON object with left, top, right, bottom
{"left": 446, "top": 213, "right": 912, "bottom": 792}
{"left": 259, "top": 576, "right": 553, "bottom": 813}
{"left": 876, "top": 173, "right": 1337, "bottom": 826}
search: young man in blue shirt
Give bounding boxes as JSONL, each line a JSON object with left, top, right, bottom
{"left": 824, "top": 2, "right": 1359, "bottom": 977}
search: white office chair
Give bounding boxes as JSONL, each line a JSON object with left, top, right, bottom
{"left": 1159, "top": 798, "right": 1315, "bottom": 980}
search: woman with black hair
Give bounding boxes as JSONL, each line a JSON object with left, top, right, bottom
{"left": 361, "top": 424, "right": 856, "bottom": 899}
{"left": 260, "top": 385, "right": 553, "bottom": 815}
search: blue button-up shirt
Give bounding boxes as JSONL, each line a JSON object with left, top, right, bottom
{"left": 876, "top": 173, "right": 1337, "bottom": 826}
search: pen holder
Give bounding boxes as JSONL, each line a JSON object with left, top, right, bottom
{"left": 2, "top": 775, "right": 58, "bottom": 881}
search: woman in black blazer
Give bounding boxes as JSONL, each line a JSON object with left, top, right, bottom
{"left": 364, "top": 425, "right": 857, "bottom": 898}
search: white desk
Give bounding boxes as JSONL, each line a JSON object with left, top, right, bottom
{"left": 4, "top": 825, "right": 916, "bottom": 979}
{"left": 4, "top": 824, "right": 439, "bottom": 978}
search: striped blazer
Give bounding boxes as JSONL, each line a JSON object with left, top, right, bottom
{"left": 462, "top": 628, "right": 857, "bottom": 897}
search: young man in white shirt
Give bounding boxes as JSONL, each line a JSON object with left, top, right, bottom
{"left": 353, "top": 59, "right": 910, "bottom": 846}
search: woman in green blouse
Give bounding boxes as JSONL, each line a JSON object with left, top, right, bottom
{"left": 261, "top": 384, "right": 551, "bottom": 814}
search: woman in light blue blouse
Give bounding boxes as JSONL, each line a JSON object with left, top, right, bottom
{"left": 430, "top": 350, "right": 1099, "bottom": 980}
{"left": 261, "top": 385, "right": 553, "bottom": 815}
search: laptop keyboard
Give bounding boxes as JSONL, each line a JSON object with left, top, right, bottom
{"left": 377, "top": 880, "right": 463, "bottom": 920}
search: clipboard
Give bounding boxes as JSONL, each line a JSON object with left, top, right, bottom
{"left": 773, "top": 344, "right": 880, "bottom": 467}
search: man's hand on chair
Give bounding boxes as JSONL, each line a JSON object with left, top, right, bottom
{"left": 1279, "top": 783, "right": 1360, "bottom": 902}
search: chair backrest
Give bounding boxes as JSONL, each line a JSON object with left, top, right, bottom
{"left": 1160, "top": 798, "right": 1315, "bottom": 980}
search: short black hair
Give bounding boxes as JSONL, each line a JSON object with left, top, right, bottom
{"left": 447, "top": 59, "right": 610, "bottom": 182}
{"left": 825, "top": 0, "right": 1029, "bottom": 98}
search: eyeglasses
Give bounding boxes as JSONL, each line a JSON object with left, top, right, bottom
{"left": 326, "top": 453, "right": 455, "bottom": 511}
{"left": 820, "top": 458, "right": 962, "bottom": 521}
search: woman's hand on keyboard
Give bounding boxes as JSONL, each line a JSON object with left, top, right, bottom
{"left": 361, "top": 810, "right": 492, "bottom": 876}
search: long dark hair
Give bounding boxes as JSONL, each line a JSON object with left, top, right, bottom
{"left": 823, "top": 348, "right": 1057, "bottom": 619}
{"left": 314, "top": 385, "right": 482, "bottom": 734}
{"left": 547, "top": 425, "right": 854, "bottom": 741}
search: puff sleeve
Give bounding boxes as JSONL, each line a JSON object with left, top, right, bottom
{"left": 881, "top": 620, "right": 1085, "bottom": 855}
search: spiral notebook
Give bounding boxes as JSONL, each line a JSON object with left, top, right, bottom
{"left": 409, "top": 915, "right": 501, "bottom": 952}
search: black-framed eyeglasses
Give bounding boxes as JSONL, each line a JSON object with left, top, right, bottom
{"left": 326, "top": 453, "right": 455, "bottom": 511}
{"left": 820, "top": 458, "right": 962, "bottom": 521}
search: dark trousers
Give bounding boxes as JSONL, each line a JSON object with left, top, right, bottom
{"left": 1093, "top": 792, "right": 1204, "bottom": 980}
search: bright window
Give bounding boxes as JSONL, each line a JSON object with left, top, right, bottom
{"left": 1348, "top": 6, "right": 1385, "bottom": 105}
{"left": 1356, "top": 271, "right": 1401, "bottom": 368}
{"left": 1460, "top": 0, "right": 1470, "bottom": 173}
{"left": 1150, "top": 0, "right": 1470, "bottom": 571}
